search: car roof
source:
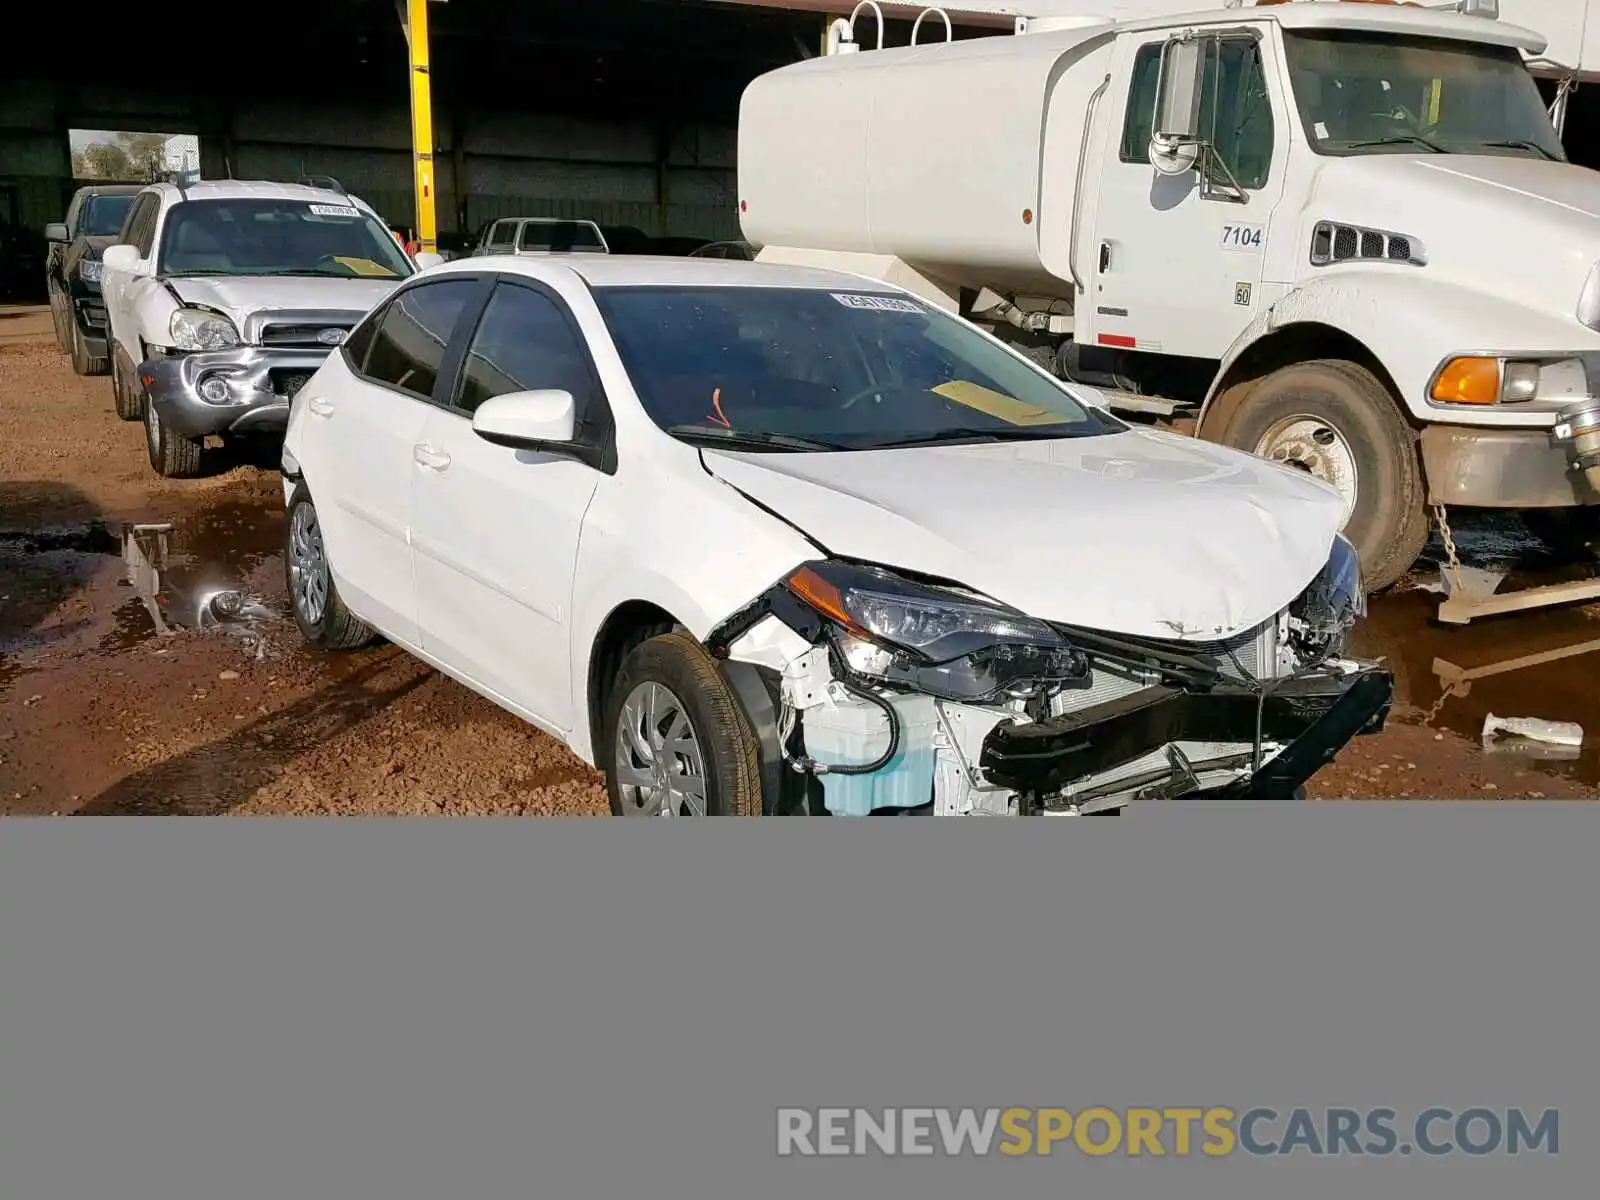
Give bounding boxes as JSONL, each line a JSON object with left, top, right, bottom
{"left": 426, "top": 253, "right": 894, "bottom": 292}
{"left": 143, "top": 180, "right": 377, "bottom": 208}
{"left": 76, "top": 184, "right": 144, "bottom": 197}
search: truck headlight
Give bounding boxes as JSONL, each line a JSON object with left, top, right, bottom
{"left": 78, "top": 259, "right": 102, "bottom": 283}
{"left": 785, "top": 560, "right": 1089, "bottom": 702}
{"left": 1288, "top": 534, "right": 1363, "bottom": 663}
{"left": 1430, "top": 355, "right": 1586, "bottom": 405}
{"left": 169, "top": 308, "right": 239, "bottom": 351}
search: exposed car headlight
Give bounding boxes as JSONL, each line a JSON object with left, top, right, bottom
{"left": 169, "top": 307, "right": 239, "bottom": 351}
{"left": 78, "top": 259, "right": 103, "bottom": 283}
{"left": 1288, "top": 534, "right": 1363, "bottom": 663}
{"left": 785, "top": 560, "right": 1088, "bottom": 702}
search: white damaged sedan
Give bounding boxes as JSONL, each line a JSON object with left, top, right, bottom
{"left": 280, "top": 257, "right": 1390, "bottom": 815}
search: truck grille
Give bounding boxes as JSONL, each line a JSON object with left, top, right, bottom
{"left": 272, "top": 370, "right": 317, "bottom": 399}
{"left": 259, "top": 322, "right": 353, "bottom": 348}
{"left": 1310, "top": 221, "right": 1425, "bottom": 267}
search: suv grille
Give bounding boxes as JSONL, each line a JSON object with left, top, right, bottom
{"left": 1310, "top": 221, "right": 1424, "bottom": 267}
{"left": 260, "top": 322, "right": 352, "bottom": 348}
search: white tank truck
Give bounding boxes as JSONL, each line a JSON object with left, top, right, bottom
{"left": 738, "top": 0, "right": 1600, "bottom": 607}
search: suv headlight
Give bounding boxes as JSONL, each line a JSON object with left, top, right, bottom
{"left": 78, "top": 259, "right": 103, "bottom": 283}
{"left": 1288, "top": 534, "right": 1363, "bottom": 663}
{"left": 785, "top": 560, "right": 1088, "bottom": 702}
{"left": 169, "top": 308, "right": 239, "bottom": 351}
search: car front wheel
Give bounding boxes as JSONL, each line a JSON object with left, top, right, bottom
{"left": 603, "top": 631, "right": 763, "bottom": 816}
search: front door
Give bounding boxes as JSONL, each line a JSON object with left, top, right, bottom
{"left": 411, "top": 279, "right": 606, "bottom": 731}
{"left": 1090, "top": 29, "right": 1289, "bottom": 361}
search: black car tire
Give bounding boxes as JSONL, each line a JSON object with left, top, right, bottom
{"left": 284, "top": 484, "right": 380, "bottom": 651}
{"left": 69, "top": 316, "right": 107, "bottom": 377}
{"left": 110, "top": 348, "right": 142, "bottom": 421}
{"left": 143, "top": 391, "right": 204, "bottom": 478}
{"left": 603, "top": 631, "right": 764, "bottom": 816}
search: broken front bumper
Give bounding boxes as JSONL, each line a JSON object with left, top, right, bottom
{"left": 139, "top": 346, "right": 332, "bottom": 440}
{"left": 979, "top": 666, "right": 1392, "bottom": 809}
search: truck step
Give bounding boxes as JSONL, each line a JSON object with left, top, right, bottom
{"left": 1098, "top": 390, "right": 1189, "bottom": 419}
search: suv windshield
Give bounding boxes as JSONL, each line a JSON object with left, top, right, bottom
{"left": 82, "top": 193, "right": 135, "bottom": 237}
{"left": 1284, "top": 31, "right": 1565, "bottom": 161}
{"left": 518, "top": 221, "right": 606, "bottom": 252}
{"left": 593, "top": 286, "right": 1122, "bottom": 452}
{"left": 157, "top": 198, "right": 416, "bottom": 278}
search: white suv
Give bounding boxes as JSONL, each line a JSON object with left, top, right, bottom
{"left": 100, "top": 179, "right": 418, "bottom": 477}
{"left": 281, "top": 256, "right": 1390, "bottom": 816}
{"left": 473, "top": 217, "right": 610, "bottom": 257}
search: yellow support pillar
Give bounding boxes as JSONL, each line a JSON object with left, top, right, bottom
{"left": 406, "top": 0, "right": 438, "bottom": 253}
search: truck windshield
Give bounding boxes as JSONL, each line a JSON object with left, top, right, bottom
{"left": 519, "top": 221, "right": 607, "bottom": 252}
{"left": 81, "top": 194, "right": 135, "bottom": 236}
{"left": 593, "top": 286, "right": 1123, "bottom": 452}
{"left": 157, "top": 198, "right": 416, "bottom": 279}
{"left": 1283, "top": 31, "right": 1564, "bottom": 161}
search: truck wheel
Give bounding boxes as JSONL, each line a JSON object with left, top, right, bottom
{"left": 49, "top": 287, "right": 70, "bottom": 352}
{"left": 69, "top": 318, "right": 107, "bottom": 377}
{"left": 285, "top": 485, "right": 379, "bottom": 651}
{"left": 603, "top": 631, "right": 763, "bottom": 817}
{"left": 143, "top": 393, "right": 204, "bottom": 478}
{"left": 1215, "top": 359, "right": 1427, "bottom": 593}
{"left": 110, "top": 349, "right": 142, "bottom": 421}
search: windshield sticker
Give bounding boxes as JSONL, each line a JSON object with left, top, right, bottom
{"left": 308, "top": 203, "right": 362, "bottom": 219}
{"left": 932, "top": 381, "right": 1064, "bottom": 426}
{"left": 831, "top": 293, "right": 923, "bottom": 314}
{"left": 330, "top": 256, "right": 398, "bottom": 277}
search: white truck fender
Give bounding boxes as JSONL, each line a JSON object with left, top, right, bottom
{"left": 1201, "top": 271, "right": 1599, "bottom": 432}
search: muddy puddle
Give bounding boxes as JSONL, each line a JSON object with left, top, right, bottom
{"left": 0, "top": 498, "right": 288, "bottom": 693}
{"left": 1358, "top": 510, "right": 1600, "bottom": 787}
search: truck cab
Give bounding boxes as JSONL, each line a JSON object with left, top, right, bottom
{"left": 739, "top": 0, "right": 1600, "bottom": 592}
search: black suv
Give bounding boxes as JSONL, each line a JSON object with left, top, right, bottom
{"left": 45, "top": 184, "right": 141, "bottom": 376}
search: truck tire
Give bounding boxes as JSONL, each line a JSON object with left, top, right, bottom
{"left": 110, "top": 348, "right": 142, "bottom": 421}
{"left": 603, "top": 631, "right": 764, "bottom": 817}
{"left": 49, "top": 286, "right": 70, "bottom": 352}
{"left": 69, "top": 317, "right": 107, "bottom": 377}
{"left": 143, "top": 392, "right": 204, "bottom": 478}
{"left": 1213, "top": 359, "right": 1427, "bottom": 594}
{"left": 285, "top": 484, "right": 380, "bottom": 651}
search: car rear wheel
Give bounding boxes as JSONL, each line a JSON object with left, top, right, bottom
{"left": 143, "top": 392, "right": 204, "bottom": 478}
{"left": 285, "top": 485, "right": 379, "bottom": 651}
{"left": 603, "top": 632, "right": 763, "bottom": 816}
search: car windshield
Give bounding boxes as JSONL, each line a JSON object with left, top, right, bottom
{"left": 1283, "top": 31, "right": 1565, "bottom": 161}
{"left": 82, "top": 194, "right": 135, "bottom": 236}
{"left": 518, "top": 221, "right": 606, "bottom": 252}
{"left": 593, "top": 286, "right": 1123, "bottom": 452}
{"left": 157, "top": 198, "right": 416, "bottom": 278}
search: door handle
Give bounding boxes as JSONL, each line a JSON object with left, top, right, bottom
{"left": 1099, "top": 242, "right": 1112, "bottom": 273}
{"left": 306, "top": 396, "right": 335, "bottom": 417}
{"left": 413, "top": 443, "right": 451, "bottom": 471}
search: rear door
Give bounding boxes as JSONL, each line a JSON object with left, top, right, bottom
{"left": 410, "top": 278, "right": 610, "bottom": 730}
{"left": 306, "top": 275, "right": 488, "bottom": 646}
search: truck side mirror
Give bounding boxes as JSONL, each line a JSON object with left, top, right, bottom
{"left": 1149, "top": 36, "right": 1206, "bottom": 176}
{"left": 44, "top": 222, "right": 69, "bottom": 243}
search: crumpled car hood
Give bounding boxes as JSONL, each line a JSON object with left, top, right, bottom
{"left": 703, "top": 428, "right": 1347, "bottom": 641}
{"left": 165, "top": 274, "right": 403, "bottom": 334}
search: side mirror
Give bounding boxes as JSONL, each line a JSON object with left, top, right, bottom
{"left": 102, "top": 244, "right": 142, "bottom": 274}
{"left": 472, "top": 389, "right": 578, "bottom": 451}
{"left": 413, "top": 251, "right": 444, "bottom": 269}
{"left": 44, "top": 222, "right": 69, "bottom": 243}
{"left": 1149, "top": 36, "right": 1206, "bottom": 175}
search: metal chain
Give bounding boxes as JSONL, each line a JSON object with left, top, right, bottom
{"left": 1420, "top": 678, "right": 1466, "bottom": 728}
{"left": 1431, "top": 500, "right": 1465, "bottom": 596}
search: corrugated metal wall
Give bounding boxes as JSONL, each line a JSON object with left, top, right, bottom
{"left": 0, "top": 81, "right": 739, "bottom": 243}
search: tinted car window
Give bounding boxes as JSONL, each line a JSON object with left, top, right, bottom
{"left": 517, "top": 221, "right": 606, "bottom": 252}
{"left": 456, "top": 283, "right": 593, "bottom": 416}
{"left": 363, "top": 279, "right": 480, "bottom": 400}
{"left": 486, "top": 220, "right": 515, "bottom": 249}
{"left": 82, "top": 194, "right": 135, "bottom": 236}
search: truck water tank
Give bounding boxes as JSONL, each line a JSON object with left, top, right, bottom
{"left": 738, "top": 26, "right": 1118, "bottom": 294}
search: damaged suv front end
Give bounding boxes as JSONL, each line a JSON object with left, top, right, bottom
{"left": 707, "top": 535, "right": 1386, "bottom": 815}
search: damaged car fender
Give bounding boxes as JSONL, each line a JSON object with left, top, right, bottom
{"left": 563, "top": 449, "right": 822, "bottom": 766}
